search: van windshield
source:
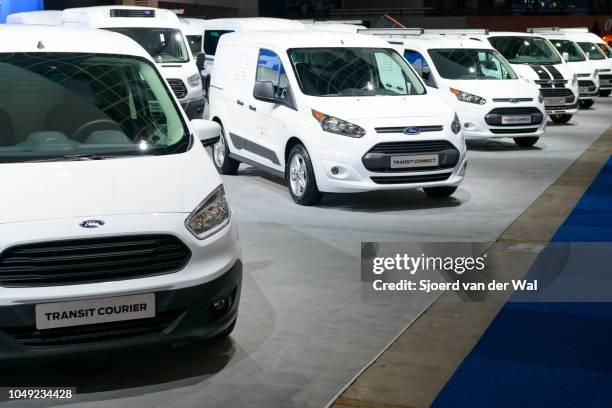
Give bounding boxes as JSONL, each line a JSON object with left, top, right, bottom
{"left": 0, "top": 53, "right": 190, "bottom": 163}
{"left": 186, "top": 34, "right": 202, "bottom": 55}
{"left": 428, "top": 48, "right": 517, "bottom": 80}
{"left": 288, "top": 48, "right": 426, "bottom": 97}
{"left": 549, "top": 39, "right": 586, "bottom": 62}
{"left": 577, "top": 42, "right": 606, "bottom": 60}
{"left": 488, "top": 36, "right": 562, "bottom": 65}
{"left": 597, "top": 43, "right": 612, "bottom": 58}
{"left": 105, "top": 27, "right": 189, "bottom": 63}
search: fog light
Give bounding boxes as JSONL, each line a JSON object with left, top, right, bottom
{"left": 331, "top": 166, "right": 339, "bottom": 175}
{"left": 211, "top": 298, "right": 227, "bottom": 313}
{"left": 464, "top": 123, "right": 469, "bottom": 128}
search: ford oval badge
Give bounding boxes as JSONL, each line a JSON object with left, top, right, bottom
{"left": 404, "top": 127, "right": 421, "bottom": 135}
{"left": 79, "top": 220, "right": 106, "bottom": 229}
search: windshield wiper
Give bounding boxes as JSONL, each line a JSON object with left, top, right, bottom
{"left": 28, "top": 154, "right": 114, "bottom": 163}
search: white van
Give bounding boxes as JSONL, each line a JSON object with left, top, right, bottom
{"left": 198, "top": 18, "right": 307, "bottom": 92}
{"left": 180, "top": 17, "right": 206, "bottom": 56}
{"left": 208, "top": 31, "right": 467, "bottom": 205}
{"left": 528, "top": 28, "right": 600, "bottom": 109}
{"left": 6, "top": 10, "right": 63, "bottom": 25}
{"left": 0, "top": 25, "right": 241, "bottom": 360}
{"left": 362, "top": 29, "right": 545, "bottom": 147}
{"left": 60, "top": 6, "right": 206, "bottom": 120}
{"left": 483, "top": 32, "right": 579, "bottom": 124}
{"left": 560, "top": 28, "right": 612, "bottom": 97}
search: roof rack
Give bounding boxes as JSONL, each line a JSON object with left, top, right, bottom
{"left": 559, "top": 27, "right": 589, "bottom": 33}
{"left": 420, "top": 28, "right": 489, "bottom": 35}
{"left": 526, "top": 27, "right": 561, "bottom": 33}
{"left": 358, "top": 28, "right": 424, "bottom": 37}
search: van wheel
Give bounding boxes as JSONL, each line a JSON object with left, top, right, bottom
{"left": 287, "top": 144, "right": 322, "bottom": 206}
{"left": 599, "top": 89, "right": 611, "bottom": 97}
{"left": 513, "top": 137, "right": 539, "bottom": 147}
{"left": 213, "top": 125, "right": 240, "bottom": 175}
{"left": 423, "top": 186, "right": 458, "bottom": 198}
{"left": 550, "top": 114, "right": 572, "bottom": 124}
{"left": 579, "top": 99, "right": 594, "bottom": 109}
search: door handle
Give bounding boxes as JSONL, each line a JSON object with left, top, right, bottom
{"left": 249, "top": 105, "right": 257, "bottom": 111}
{"left": 236, "top": 100, "right": 244, "bottom": 106}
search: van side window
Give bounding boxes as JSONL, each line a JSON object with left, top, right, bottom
{"left": 256, "top": 49, "right": 289, "bottom": 101}
{"left": 203, "top": 30, "right": 233, "bottom": 56}
{"left": 404, "top": 50, "right": 436, "bottom": 88}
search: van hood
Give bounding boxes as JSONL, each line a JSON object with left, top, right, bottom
{"left": 308, "top": 94, "right": 454, "bottom": 121}
{"left": 446, "top": 79, "right": 540, "bottom": 99}
{"left": 0, "top": 149, "right": 217, "bottom": 225}
{"left": 511, "top": 63, "right": 573, "bottom": 81}
{"left": 567, "top": 60, "right": 597, "bottom": 76}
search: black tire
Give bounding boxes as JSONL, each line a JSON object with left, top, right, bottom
{"left": 599, "top": 89, "right": 611, "bottom": 97}
{"left": 513, "top": 137, "right": 539, "bottom": 147}
{"left": 286, "top": 144, "right": 322, "bottom": 206}
{"left": 423, "top": 186, "right": 458, "bottom": 198}
{"left": 579, "top": 99, "right": 594, "bottom": 109}
{"left": 212, "top": 123, "right": 240, "bottom": 175}
{"left": 550, "top": 114, "right": 572, "bottom": 124}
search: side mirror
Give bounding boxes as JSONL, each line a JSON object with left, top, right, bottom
{"left": 191, "top": 119, "right": 220, "bottom": 146}
{"left": 562, "top": 52, "right": 569, "bottom": 62}
{"left": 585, "top": 52, "right": 590, "bottom": 60}
{"left": 253, "top": 81, "right": 277, "bottom": 103}
{"left": 196, "top": 52, "right": 206, "bottom": 72}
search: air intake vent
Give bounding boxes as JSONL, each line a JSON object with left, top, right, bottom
{"left": 167, "top": 78, "right": 187, "bottom": 99}
{"left": 110, "top": 9, "right": 156, "bottom": 18}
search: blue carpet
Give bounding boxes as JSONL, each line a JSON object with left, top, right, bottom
{"left": 432, "top": 156, "right": 612, "bottom": 407}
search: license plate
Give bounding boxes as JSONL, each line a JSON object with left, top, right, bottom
{"left": 579, "top": 87, "right": 589, "bottom": 93}
{"left": 35, "top": 293, "right": 155, "bottom": 330}
{"left": 544, "top": 97, "right": 566, "bottom": 106}
{"left": 501, "top": 115, "right": 531, "bottom": 125}
{"left": 390, "top": 154, "right": 439, "bottom": 169}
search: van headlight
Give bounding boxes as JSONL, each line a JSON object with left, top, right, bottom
{"left": 450, "top": 88, "right": 486, "bottom": 105}
{"left": 451, "top": 113, "right": 461, "bottom": 135}
{"left": 312, "top": 109, "right": 365, "bottom": 138}
{"left": 571, "top": 74, "right": 577, "bottom": 87}
{"left": 538, "top": 91, "right": 544, "bottom": 104}
{"left": 187, "top": 73, "right": 202, "bottom": 88}
{"left": 185, "top": 185, "right": 230, "bottom": 240}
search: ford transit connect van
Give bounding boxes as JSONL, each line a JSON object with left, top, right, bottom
{"left": 560, "top": 28, "right": 612, "bottom": 97}
{"left": 483, "top": 32, "right": 579, "bottom": 124}
{"left": 208, "top": 31, "right": 467, "bottom": 205}
{"left": 528, "top": 28, "right": 601, "bottom": 109}
{"left": 59, "top": 6, "right": 206, "bottom": 120}
{"left": 363, "top": 29, "right": 545, "bottom": 147}
{"left": 0, "top": 25, "right": 241, "bottom": 360}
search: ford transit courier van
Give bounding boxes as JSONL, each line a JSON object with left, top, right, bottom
{"left": 483, "top": 32, "right": 579, "bottom": 124}
{"left": 0, "top": 25, "right": 241, "bottom": 360}
{"left": 528, "top": 29, "right": 600, "bottom": 109}
{"left": 58, "top": 6, "right": 206, "bottom": 120}
{"left": 208, "top": 31, "right": 467, "bottom": 205}
{"left": 560, "top": 28, "right": 612, "bottom": 97}
{"left": 363, "top": 30, "right": 545, "bottom": 147}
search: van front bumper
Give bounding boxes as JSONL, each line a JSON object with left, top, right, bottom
{"left": 0, "top": 260, "right": 241, "bottom": 363}
{"left": 180, "top": 96, "right": 206, "bottom": 120}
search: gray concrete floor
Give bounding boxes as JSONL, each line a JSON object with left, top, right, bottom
{"left": 3, "top": 98, "right": 611, "bottom": 408}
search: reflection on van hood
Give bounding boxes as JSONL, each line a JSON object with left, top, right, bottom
{"left": 0, "top": 149, "right": 217, "bottom": 224}
{"left": 309, "top": 94, "right": 454, "bottom": 121}
{"left": 566, "top": 60, "right": 597, "bottom": 75}
{"left": 511, "top": 63, "right": 573, "bottom": 81}
{"left": 447, "top": 79, "right": 540, "bottom": 99}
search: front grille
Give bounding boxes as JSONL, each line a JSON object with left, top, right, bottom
{"left": 0, "top": 235, "right": 191, "bottom": 287}
{"left": 541, "top": 88, "right": 574, "bottom": 97}
{"left": 535, "top": 79, "right": 568, "bottom": 86}
{"left": 167, "top": 79, "right": 187, "bottom": 99}
{"left": 375, "top": 125, "right": 443, "bottom": 134}
{"left": 490, "top": 127, "right": 539, "bottom": 134}
{"left": 110, "top": 8, "right": 155, "bottom": 18}
{"left": 3, "top": 311, "right": 182, "bottom": 346}
{"left": 546, "top": 103, "right": 578, "bottom": 111}
{"left": 368, "top": 140, "right": 455, "bottom": 154}
{"left": 485, "top": 107, "right": 544, "bottom": 126}
{"left": 578, "top": 80, "right": 596, "bottom": 93}
{"left": 371, "top": 173, "right": 452, "bottom": 184}
{"left": 599, "top": 74, "right": 612, "bottom": 84}
{"left": 492, "top": 98, "right": 533, "bottom": 102}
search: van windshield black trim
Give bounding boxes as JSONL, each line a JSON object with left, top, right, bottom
{"left": 0, "top": 52, "right": 191, "bottom": 163}
{"left": 489, "top": 36, "right": 562, "bottom": 65}
{"left": 288, "top": 47, "right": 426, "bottom": 97}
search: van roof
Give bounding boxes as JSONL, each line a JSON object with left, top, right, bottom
{"left": 0, "top": 24, "right": 151, "bottom": 59}
{"left": 6, "top": 10, "right": 63, "bottom": 26}
{"left": 218, "top": 30, "right": 391, "bottom": 49}
{"left": 387, "top": 36, "right": 493, "bottom": 50}
{"left": 202, "top": 17, "right": 307, "bottom": 31}
{"left": 180, "top": 17, "right": 205, "bottom": 35}
{"left": 62, "top": 6, "right": 181, "bottom": 29}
